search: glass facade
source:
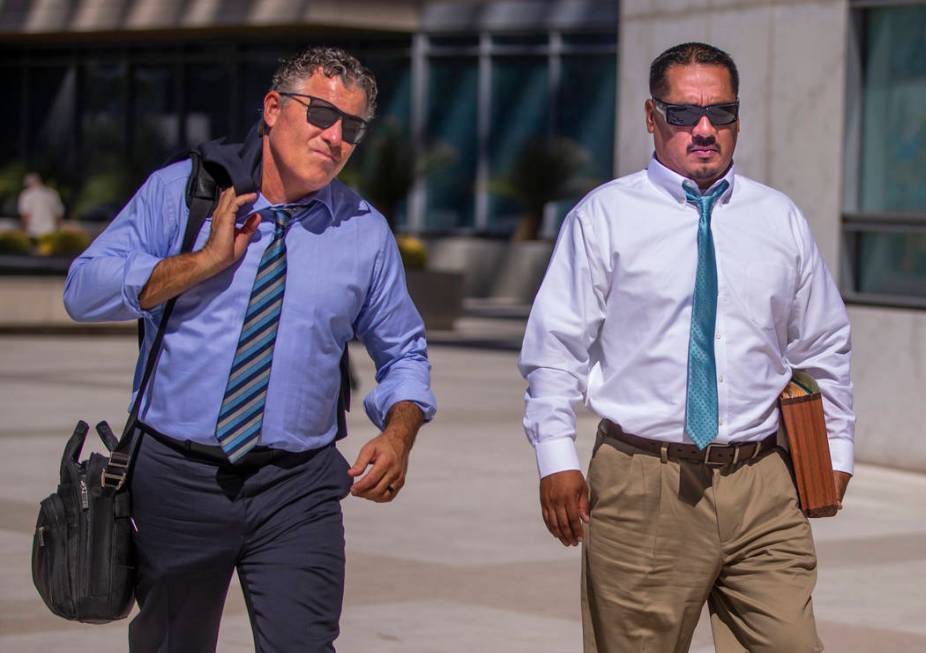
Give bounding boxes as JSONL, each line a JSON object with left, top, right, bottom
{"left": 847, "top": 4, "right": 926, "bottom": 304}
{"left": 0, "top": 23, "right": 616, "bottom": 239}
{"left": 417, "top": 31, "right": 617, "bottom": 235}
{"left": 0, "top": 36, "right": 411, "bottom": 227}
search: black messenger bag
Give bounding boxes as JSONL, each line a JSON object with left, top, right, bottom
{"left": 28, "top": 147, "right": 219, "bottom": 621}
{"left": 32, "top": 420, "right": 134, "bottom": 622}
{"left": 30, "top": 287, "right": 181, "bottom": 622}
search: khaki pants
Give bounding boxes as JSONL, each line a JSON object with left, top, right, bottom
{"left": 582, "top": 425, "right": 822, "bottom": 653}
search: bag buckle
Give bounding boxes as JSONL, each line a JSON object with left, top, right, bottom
{"left": 100, "top": 452, "right": 130, "bottom": 490}
{"left": 702, "top": 444, "right": 727, "bottom": 467}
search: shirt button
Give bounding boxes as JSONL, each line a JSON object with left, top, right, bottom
{"left": 716, "top": 332, "right": 721, "bottom": 340}
{"left": 719, "top": 417, "right": 725, "bottom": 426}
{"left": 718, "top": 375, "right": 724, "bottom": 383}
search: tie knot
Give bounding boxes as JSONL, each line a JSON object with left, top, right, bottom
{"left": 263, "top": 205, "right": 300, "bottom": 234}
{"left": 683, "top": 179, "right": 729, "bottom": 212}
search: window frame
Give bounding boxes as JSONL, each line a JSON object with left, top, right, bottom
{"left": 842, "top": 1, "right": 926, "bottom": 309}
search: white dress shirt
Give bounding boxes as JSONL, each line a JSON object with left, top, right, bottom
{"left": 519, "top": 156, "right": 854, "bottom": 478}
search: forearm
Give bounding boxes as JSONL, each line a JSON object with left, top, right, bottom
{"left": 138, "top": 249, "right": 220, "bottom": 309}
{"left": 382, "top": 401, "right": 425, "bottom": 447}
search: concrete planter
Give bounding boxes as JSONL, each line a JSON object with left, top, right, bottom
{"left": 405, "top": 268, "right": 464, "bottom": 331}
{"left": 423, "top": 236, "right": 553, "bottom": 304}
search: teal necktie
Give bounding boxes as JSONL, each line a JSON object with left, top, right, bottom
{"left": 215, "top": 206, "right": 297, "bottom": 463}
{"left": 683, "top": 180, "right": 729, "bottom": 450}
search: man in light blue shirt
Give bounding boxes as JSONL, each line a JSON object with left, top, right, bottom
{"left": 64, "top": 46, "right": 435, "bottom": 652}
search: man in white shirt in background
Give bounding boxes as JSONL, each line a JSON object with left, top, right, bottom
{"left": 18, "top": 172, "right": 64, "bottom": 239}
{"left": 519, "top": 42, "right": 853, "bottom": 653}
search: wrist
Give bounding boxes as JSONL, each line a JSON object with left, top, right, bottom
{"left": 193, "top": 246, "right": 227, "bottom": 278}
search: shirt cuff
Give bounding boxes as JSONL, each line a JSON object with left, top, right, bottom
{"left": 535, "top": 437, "right": 581, "bottom": 479}
{"left": 122, "top": 251, "right": 163, "bottom": 318}
{"left": 828, "top": 435, "right": 854, "bottom": 476}
{"left": 363, "top": 387, "right": 437, "bottom": 431}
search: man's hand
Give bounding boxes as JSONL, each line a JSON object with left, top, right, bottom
{"left": 199, "top": 187, "right": 260, "bottom": 276}
{"left": 540, "top": 470, "right": 590, "bottom": 547}
{"left": 348, "top": 402, "right": 423, "bottom": 503}
{"left": 834, "top": 470, "right": 851, "bottom": 510}
{"left": 138, "top": 187, "right": 258, "bottom": 309}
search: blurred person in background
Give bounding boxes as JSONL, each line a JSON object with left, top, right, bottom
{"left": 519, "top": 42, "right": 853, "bottom": 652}
{"left": 18, "top": 172, "right": 63, "bottom": 240}
{"left": 64, "top": 46, "right": 435, "bottom": 652}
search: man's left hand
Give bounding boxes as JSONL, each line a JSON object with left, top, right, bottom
{"left": 348, "top": 402, "right": 424, "bottom": 503}
{"left": 834, "top": 470, "right": 851, "bottom": 510}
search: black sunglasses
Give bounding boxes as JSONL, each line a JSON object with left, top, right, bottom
{"left": 651, "top": 98, "right": 739, "bottom": 127}
{"left": 278, "top": 92, "right": 370, "bottom": 144}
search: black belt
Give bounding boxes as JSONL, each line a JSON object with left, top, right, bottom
{"left": 601, "top": 420, "right": 778, "bottom": 467}
{"left": 139, "top": 422, "right": 319, "bottom": 468}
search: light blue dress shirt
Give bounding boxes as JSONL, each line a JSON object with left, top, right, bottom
{"left": 64, "top": 159, "right": 436, "bottom": 452}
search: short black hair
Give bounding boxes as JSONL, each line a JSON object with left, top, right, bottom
{"left": 649, "top": 42, "right": 739, "bottom": 100}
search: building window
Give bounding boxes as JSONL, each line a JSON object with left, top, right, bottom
{"left": 844, "top": 3, "right": 926, "bottom": 307}
{"left": 410, "top": 30, "right": 617, "bottom": 236}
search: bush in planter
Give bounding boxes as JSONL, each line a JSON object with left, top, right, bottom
{"left": 0, "top": 229, "right": 31, "bottom": 255}
{"left": 36, "top": 227, "right": 91, "bottom": 257}
{"left": 339, "top": 118, "right": 454, "bottom": 231}
{"left": 396, "top": 235, "right": 428, "bottom": 270}
{"left": 489, "top": 137, "right": 600, "bottom": 241}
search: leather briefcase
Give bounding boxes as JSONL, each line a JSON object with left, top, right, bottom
{"left": 779, "top": 372, "right": 839, "bottom": 518}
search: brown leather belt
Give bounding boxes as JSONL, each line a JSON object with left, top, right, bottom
{"left": 601, "top": 420, "right": 778, "bottom": 467}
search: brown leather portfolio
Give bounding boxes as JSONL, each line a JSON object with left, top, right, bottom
{"left": 778, "top": 372, "right": 839, "bottom": 518}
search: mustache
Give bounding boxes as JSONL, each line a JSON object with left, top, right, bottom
{"left": 688, "top": 136, "right": 718, "bottom": 152}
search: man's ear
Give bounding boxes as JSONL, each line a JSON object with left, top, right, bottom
{"left": 645, "top": 98, "right": 656, "bottom": 135}
{"left": 263, "top": 91, "right": 281, "bottom": 130}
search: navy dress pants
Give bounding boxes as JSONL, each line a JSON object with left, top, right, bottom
{"left": 128, "top": 432, "right": 353, "bottom": 653}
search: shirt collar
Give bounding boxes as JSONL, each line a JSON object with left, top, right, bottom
{"left": 646, "top": 154, "right": 736, "bottom": 207}
{"left": 250, "top": 181, "right": 336, "bottom": 222}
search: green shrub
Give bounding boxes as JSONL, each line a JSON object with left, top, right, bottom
{"left": 36, "top": 227, "right": 91, "bottom": 257}
{"left": 0, "top": 229, "right": 32, "bottom": 255}
{"left": 396, "top": 235, "right": 428, "bottom": 270}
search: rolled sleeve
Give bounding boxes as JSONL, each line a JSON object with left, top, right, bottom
{"left": 64, "top": 163, "right": 187, "bottom": 323}
{"left": 356, "top": 227, "right": 437, "bottom": 430}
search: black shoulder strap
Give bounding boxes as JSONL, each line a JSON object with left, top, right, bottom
{"left": 114, "top": 152, "right": 220, "bottom": 489}
{"left": 136, "top": 151, "right": 220, "bottom": 348}
{"left": 183, "top": 150, "right": 220, "bottom": 251}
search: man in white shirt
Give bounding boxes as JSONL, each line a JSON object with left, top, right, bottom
{"left": 519, "top": 42, "right": 853, "bottom": 653}
{"left": 18, "top": 172, "right": 64, "bottom": 239}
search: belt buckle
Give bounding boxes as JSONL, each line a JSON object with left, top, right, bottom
{"left": 702, "top": 443, "right": 727, "bottom": 467}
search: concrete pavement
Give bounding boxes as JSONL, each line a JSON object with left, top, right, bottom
{"left": 1, "top": 334, "right": 925, "bottom": 651}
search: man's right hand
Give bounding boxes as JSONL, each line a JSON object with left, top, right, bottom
{"left": 540, "top": 470, "right": 590, "bottom": 547}
{"left": 199, "top": 187, "right": 260, "bottom": 276}
{"left": 138, "top": 187, "right": 258, "bottom": 309}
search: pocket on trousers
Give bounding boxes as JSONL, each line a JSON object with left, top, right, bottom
{"left": 333, "top": 447, "right": 353, "bottom": 499}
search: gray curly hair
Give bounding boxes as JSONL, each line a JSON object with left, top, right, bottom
{"left": 270, "top": 46, "right": 378, "bottom": 119}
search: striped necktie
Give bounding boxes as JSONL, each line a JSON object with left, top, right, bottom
{"left": 683, "top": 180, "right": 729, "bottom": 450}
{"left": 215, "top": 205, "right": 298, "bottom": 463}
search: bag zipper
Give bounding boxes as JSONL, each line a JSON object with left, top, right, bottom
{"left": 79, "top": 478, "right": 88, "bottom": 510}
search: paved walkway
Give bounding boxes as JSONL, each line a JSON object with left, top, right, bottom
{"left": 1, "top": 334, "right": 925, "bottom": 651}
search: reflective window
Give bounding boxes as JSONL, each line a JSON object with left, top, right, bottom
{"left": 849, "top": 6, "right": 926, "bottom": 303}
{"left": 185, "top": 64, "right": 232, "bottom": 146}
{"left": 858, "top": 232, "right": 926, "bottom": 298}
{"left": 860, "top": 7, "right": 926, "bottom": 212}
{"left": 133, "top": 64, "right": 180, "bottom": 174}
{"left": 425, "top": 57, "right": 478, "bottom": 230}
{"left": 488, "top": 56, "right": 549, "bottom": 231}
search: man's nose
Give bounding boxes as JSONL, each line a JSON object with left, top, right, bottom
{"left": 320, "top": 118, "right": 343, "bottom": 146}
{"left": 692, "top": 114, "right": 716, "bottom": 139}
